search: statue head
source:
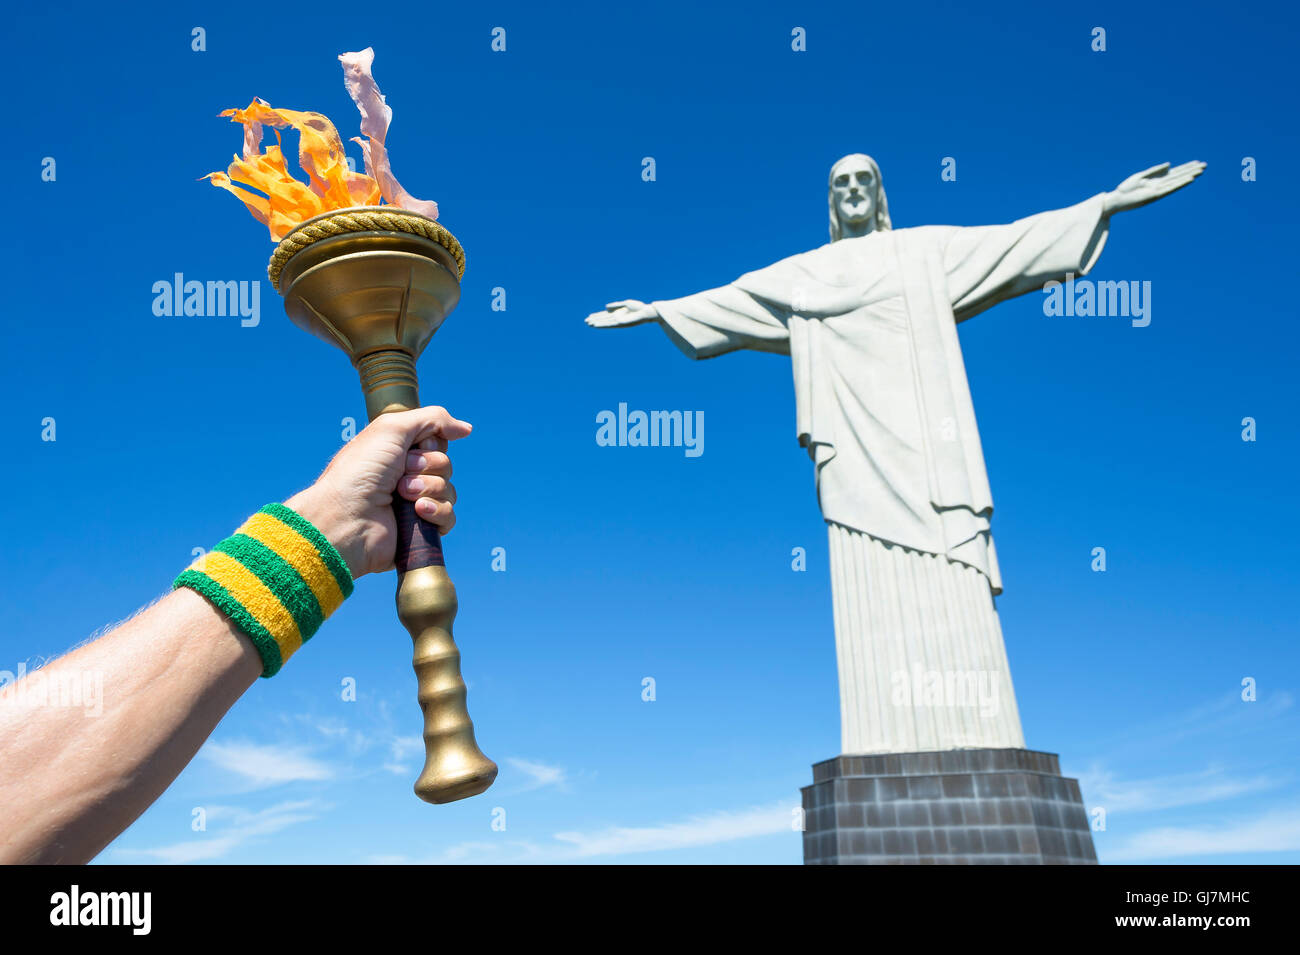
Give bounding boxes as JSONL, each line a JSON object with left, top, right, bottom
{"left": 828, "top": 154, "right": 892, "bottom": 242}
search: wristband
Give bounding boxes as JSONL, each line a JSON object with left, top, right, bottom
{"left": 173, "top": 502, "right": 355, "bottom": 677}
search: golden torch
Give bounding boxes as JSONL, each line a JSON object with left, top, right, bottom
{"left": 206, "top": 48, "right": 496, "bottom": 803}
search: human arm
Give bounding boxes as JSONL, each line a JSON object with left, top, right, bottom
{"left": 0, "top": 405, "right": 469, "bottom": 864}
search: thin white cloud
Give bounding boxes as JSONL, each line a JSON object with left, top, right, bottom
{"left": 445, "top": 841, "right": 519, "bottom": 862}
{"left": 506, "top": 757, "right": 568, "bottom": 792}
{"left": 1091, "top": 691, "right": 1295, "bottom": 757}
{"left": 1105, "top": 807, "right": 1300, "bottom": 862}
{"left": 115, "top": 800, "right": 325, "bottom": 863}
{"left": 1075, "top": 765, "right": 1284, "bottom": 813}
{"left": 380, "top": 800, "right": 800, "bottom": 864}
{"left": 382, "top": 735, "right": 424, "bottom": 776}
{"left": 302, "top": 716, "right": 373, "bottom": 755}
{"left": 288, "top": 707, "right": 434, "bottom": 780}
{"left": 365, "top": 841, "right": 545, "bottom": 865}
{"left": 552, "top": 802, "right": 795, "bottom": 858}
{"left": 203, "top": 740, "right": 333, "bottom": 788}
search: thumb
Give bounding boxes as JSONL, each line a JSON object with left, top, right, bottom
{"left": 379, "top": 405, "right": 474, "bottom": 448}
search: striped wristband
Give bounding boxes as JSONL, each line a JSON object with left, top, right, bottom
{"left": 173, "top": 502, "right": 355, "bottom": 677}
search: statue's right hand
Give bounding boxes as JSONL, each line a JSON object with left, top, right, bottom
{"left": 585, "top": 299, "right": 658, "bottom": 328}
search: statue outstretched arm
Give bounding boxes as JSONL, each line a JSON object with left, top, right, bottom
{"left": 585, "top": 281, "right": 791, "bottom": 360}
{"left": 942, "top": 159, "right": 1204, "bottom": 322}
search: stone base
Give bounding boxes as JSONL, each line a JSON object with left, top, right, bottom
{"left": 801, "top": 748, "right": 1098, "bottom": 865}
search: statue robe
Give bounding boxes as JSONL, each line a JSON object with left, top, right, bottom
{"left": 649, "top": 195, "right": 1111, "bottom": 753}
{"left": 651, "top": 194, "right": 1111, "bottom": 596}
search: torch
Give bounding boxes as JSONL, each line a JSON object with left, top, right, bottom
{"left": 207, "top": 50, "right": 496, "bottom": 803}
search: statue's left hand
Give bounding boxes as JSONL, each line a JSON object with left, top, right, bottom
{"left": 1104, "top": 160, "right": 1206, "bottom": 215}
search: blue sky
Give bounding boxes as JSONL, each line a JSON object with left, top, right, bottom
{"left": 1, "top": 0, "right": 1297, "bottom": 864}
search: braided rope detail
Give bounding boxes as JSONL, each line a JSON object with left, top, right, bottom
{"left": 269, "top": 208, "right": 466, "bottom": 289}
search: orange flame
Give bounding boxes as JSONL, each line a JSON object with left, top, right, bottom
{"left": 205, "top": 48, "right": 435, "bottom": 241}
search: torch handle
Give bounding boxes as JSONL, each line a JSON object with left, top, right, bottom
{"left": 393, "top": 496, "right": 445, "bottom": 571}
{"left": 360, "top": 356, "right": 496, "bottom": 804}
{"left": 391, "top": 477, "right": 498, "bottom": 804}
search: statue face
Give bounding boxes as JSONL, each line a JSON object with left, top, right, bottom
{"left": 831, "top": 159, "right": 878, "bottom": 231}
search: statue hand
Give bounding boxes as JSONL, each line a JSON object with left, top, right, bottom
{"left": 585, "top": 300, "right": 659, "bottom": 328}
{"left": 1104, "top": 160, "right": 1206, "bottom": 215}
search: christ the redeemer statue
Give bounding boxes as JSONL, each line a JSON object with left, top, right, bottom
{"left": 587, "top": 154, "right": 1203, "bottom": 756}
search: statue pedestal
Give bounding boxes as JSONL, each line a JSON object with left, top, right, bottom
{"left": 801, "top": 749, "right": 1098, "bottom": 865}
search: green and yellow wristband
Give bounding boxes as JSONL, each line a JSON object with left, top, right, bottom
{"left": 173, "top": 502, "right": 354, "bottom": 677}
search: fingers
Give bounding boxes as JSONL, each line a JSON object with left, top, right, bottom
{"left": 398, "top": 473, "right": 456, "bottom": 506}
{"left": 1167, "top": 160, "right": 1206, "bottom": 178}
{"left": 1149, "top": 161, "right": 1205, "bottom": 198}
{"left": 1138, "top": 161, "right": 1172, "bottom": 179}
{"left": 400, "top": 446, "right": 457, "bottom": 532}
{"left": 586, "top": 303, "right": 655, "bottom": 328}
{"left": 1155, "top": 161, "right": 1203, "bottom": 186}
{"left": 1113, "top": 160, "right": 1205, "bottom": 210}
{"left": 378, "top": 406, "right": 466, "bottom": 533}
{"left": 1156, "top": 175, "right": 1198, "bottom": 197}
{"left": 379, "top": 405, "right": 473, "bottom": 449}
{"left": 415, "top": 496, "right": 455, "bottom": 533}
{"left": 587, "top": 305, "right": 638, "bottom": 327}
{"left": 399, "top": 470, "right": 457, "bottom": 530}
{"left": 405, "top": 449, "right": 452, "bottom": 477}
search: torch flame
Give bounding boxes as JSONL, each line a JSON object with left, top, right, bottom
{"left": 206, "top": 48, "right": 437, "bottom": 241}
